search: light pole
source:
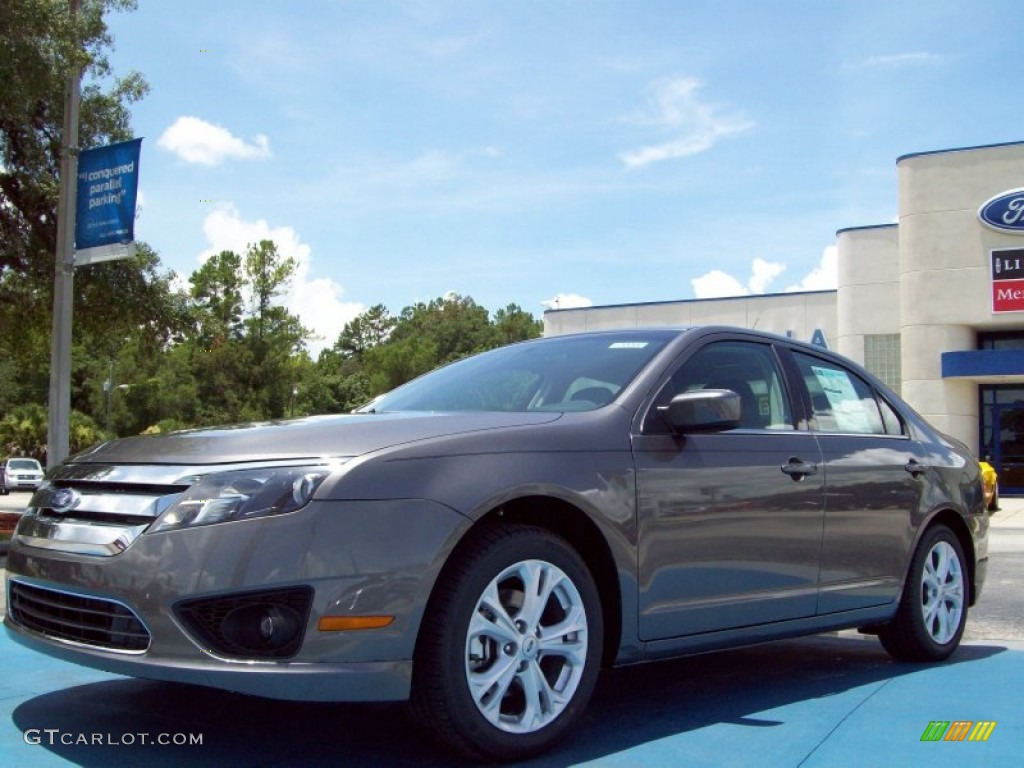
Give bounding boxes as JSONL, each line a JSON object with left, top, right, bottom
{"left": 46, "top": 0, "right": 82, "bottom": 468}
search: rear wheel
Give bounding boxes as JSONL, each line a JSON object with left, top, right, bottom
{"left": 411, "top": 524, "right": 603, "bottom": 761}
{"left": 879, "top": 524, "right": 967, "bottom": 662}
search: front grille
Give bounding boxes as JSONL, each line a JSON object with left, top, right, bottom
{"left": 8, "top": 581, "right": 151, "bottom": 653}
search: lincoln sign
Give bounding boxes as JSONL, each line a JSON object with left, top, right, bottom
{"left": 991, "top": 248, "right": 1024, "bottom": 313}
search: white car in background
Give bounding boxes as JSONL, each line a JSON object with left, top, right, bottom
{"left": 0, "top": 457, "right": 45, "bottom": 494}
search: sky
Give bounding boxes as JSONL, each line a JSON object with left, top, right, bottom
{"left": 99, "top": 0, "right": 1024, "bottom": 352}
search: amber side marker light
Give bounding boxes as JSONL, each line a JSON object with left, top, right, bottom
{"left": 318, "top": 616, "right": 395, "bottom": 631}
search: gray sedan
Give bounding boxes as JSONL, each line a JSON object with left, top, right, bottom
{"left": 3, "top": 327, "right": 988, "bottom": 760}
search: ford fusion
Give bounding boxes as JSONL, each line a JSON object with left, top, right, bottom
{"left": 4, "top": 327, "right": 988, "bottom": 760}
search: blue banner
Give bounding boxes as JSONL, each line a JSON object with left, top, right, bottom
{"left": 75, "top": 138, "right": 142, "bottom": 255}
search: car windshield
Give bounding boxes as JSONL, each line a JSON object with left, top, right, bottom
{"left": 9, "top": 459, "right": 41, "bottom": 470}
{"left": 368, "top": 332, "right": 674, "bottom": 413}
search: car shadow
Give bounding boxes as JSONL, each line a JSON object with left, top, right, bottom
{"left": 11, "top": 635, "right": 1008, "bottom": 767}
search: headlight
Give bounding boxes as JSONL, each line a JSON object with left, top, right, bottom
{"left": 149, "top": 466, "right": 334, "bottom": 534}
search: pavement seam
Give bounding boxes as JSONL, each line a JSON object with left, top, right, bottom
{"left": 795, "top": 678, "right": 893, "bottom": 767}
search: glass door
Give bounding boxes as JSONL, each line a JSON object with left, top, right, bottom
{"left": 992, "top": 404, "right": 1024, "bottom": 495}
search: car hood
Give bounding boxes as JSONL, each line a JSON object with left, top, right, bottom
{"left": 68, "top": 411, "right": 563, "bottom": 467}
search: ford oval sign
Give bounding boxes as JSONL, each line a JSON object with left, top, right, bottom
{"left": 979, "top": 188, "right": 1024, "bottom": 234}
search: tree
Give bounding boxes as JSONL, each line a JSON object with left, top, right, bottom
{"left": 493, "top": 303, "right": 543, "bottom": 344}
{"left": 0, "top": 0, "right": 173, "bottom": 438}
{"left": 1, "top": 0, "right": 148, "bottom": 276}
{"left": 189, "top": 249, "right": 245, "bottom": 345}
{"left": 0, "top": 404, "right": 104, "bottom": 463}
{"left": 334, "top": 304, "right": 395, "bottom": 359}
{"left": 389, "top": 293, "right": 498, "bottom": 364}
{"left": 243, "top": 240, "right": 308, "bottom": 418}
{"left": 354, "top": 294, "right": 544, "bottom": 397}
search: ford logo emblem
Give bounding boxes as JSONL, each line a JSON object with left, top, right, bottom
{"left": 49, "top": 487, "right": 81, "bottom": 514}
{"left": 979, "top": 188, "right": 1024, "bottom": 233}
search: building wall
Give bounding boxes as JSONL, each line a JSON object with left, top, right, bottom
{"left": 543, "top": 291, "right": 837, "bottom": 348}
{"left": 835, "top": 224, "right": 900, "bottom": 366}
{"left": 897, "top": 143, "right": 1024, "bottom": 446}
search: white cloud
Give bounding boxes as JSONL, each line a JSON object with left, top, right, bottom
{"left": 785, "top": 246, "right": 837, "bottom": 292}
{"left": 691, "top": 249, "right": 838, "bottom": 300}
{"left": 158, "top": 116, "right": 272, "bottom": 166}
{"left": 691, "top": 270, "right": 747, "bottom": 298}
{"left": 620, "top": 77, "right": 753, "bottom": 168}
{"left": 541, "top": 293, "right": 593, "bottom": 310}
{"left": 859, "top": 52, "right": 941, "bottom": 68}
{"left": 199, "top": 204, "right": 363, "bottom": 353}
{"left": 749, "top": 258, "right": 786, "bottom": 294}
{"left": 691, "top": 257, "right": 786, "bottom": 299}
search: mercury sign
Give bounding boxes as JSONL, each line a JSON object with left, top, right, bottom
{"left": 74, "top": 138, "right": 142, "bottom": 266}
{"left": 991, "top": 248, "right": 1024, "bottom": 312}
{"left": 978, "top": 188, "right": 1024, "bottom": 234}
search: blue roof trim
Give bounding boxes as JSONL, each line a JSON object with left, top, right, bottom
{"left": 941, "top": 349, "right": 1024, "bottom": 378}
{"left": 835, "top": 223, "right": 898, "bottom": 236}
{"left": 543, "top": 289, "right": 837, "bottom": 315}
{"left": 897, "top": 140, "right": 1024, "bottom": 165}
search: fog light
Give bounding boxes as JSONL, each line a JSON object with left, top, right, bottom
{"left": 222, "top": 604, "right": 303, "bottom": 652}
{"left": 175, "top": 586, "right": 313, "bottom": 659}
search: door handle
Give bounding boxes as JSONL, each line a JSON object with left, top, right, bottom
{"left": 781, "top": 458, "right": 818, "bottom": 480}
{"left": 905, "top": 459, "right": 929, "bottom": 477}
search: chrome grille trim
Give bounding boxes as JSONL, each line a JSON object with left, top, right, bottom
{"left": 7, "top": 579, "right": 152, "bottom": 654}
{"left": 17, "top": 459, "right": 342, "bottom": 557}
{"left": 14, "top": 516, "right": 149, "bottom": 556}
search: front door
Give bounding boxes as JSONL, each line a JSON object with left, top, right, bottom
{"left": 633, "top": 339, "right": 825, "bottom": 641}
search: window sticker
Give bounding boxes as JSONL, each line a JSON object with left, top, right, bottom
{"left": 811, "top": 365, "right": 872, "bottom": 433}
{"left": 609, "top": 342, "right": 649, "bottom": 349}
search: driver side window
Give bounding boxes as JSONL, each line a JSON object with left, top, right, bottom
{"left": 647, "top": 341, "right": 793, "bottom": 432}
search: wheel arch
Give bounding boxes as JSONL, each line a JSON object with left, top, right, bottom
{"left": 417, "top": 495, "right": 624, "bottom": 668}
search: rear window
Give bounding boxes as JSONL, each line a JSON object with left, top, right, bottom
{"left": 793, "top": 352, "right": 902, "bottom": 436}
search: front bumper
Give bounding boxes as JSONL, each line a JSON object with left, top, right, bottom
{"left": 3, "top": 617, "right": 413, "bottom": 701}
{"left": 4, "top": 497, "right": 469, "bottom": 702}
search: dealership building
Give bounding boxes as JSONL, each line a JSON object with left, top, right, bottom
{"left": 544, "top": 141, "right": 1024, "bottom": 494}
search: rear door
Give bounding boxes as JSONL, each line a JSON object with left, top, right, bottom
{"left": 633, "top": 336, "right": 825, "bottom": 640}
{"left": 785, "top": 349, "right": 927, "bottom": 614}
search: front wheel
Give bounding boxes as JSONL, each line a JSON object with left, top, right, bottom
{"left": 878, "top": 524, "right": 967, "bottom": 662}
{"left": 411, "top": 524, "right": 603, "bottom": 761}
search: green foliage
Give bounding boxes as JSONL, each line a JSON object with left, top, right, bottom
{"left": 335, "top": 303, "right": 395, "bottom": 359}
{"left": 0, "top": 0, "right": 148, "bottom": 276}
{"left": 0, "top": 404, "right": 104, "bottom": 462}
{"left": 0, "top": 2, "right": 548, "bottom": 439}
{"left": 189, "top": 249, "right": 244, "bottom": 344}
{"left": 324, "top": 293, "right": 544, "bottom": 403}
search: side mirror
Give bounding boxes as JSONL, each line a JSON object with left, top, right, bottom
{"left": 657, "top": 389, "right": 741, "bottom": 433}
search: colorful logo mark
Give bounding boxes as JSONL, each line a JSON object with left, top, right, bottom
{"left": 920, "top": 721, "right": 997, "bottom": 742}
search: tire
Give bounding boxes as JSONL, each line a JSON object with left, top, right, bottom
{"left": 878, "top": 525, "right": 967, "bottom": 662}
{"left": 411, "top": 524, "right": 603, "bottom": 761}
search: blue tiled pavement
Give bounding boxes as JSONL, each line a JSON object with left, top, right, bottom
{"left": 0, "top": 628, "right": 1019, "bottom": 767}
